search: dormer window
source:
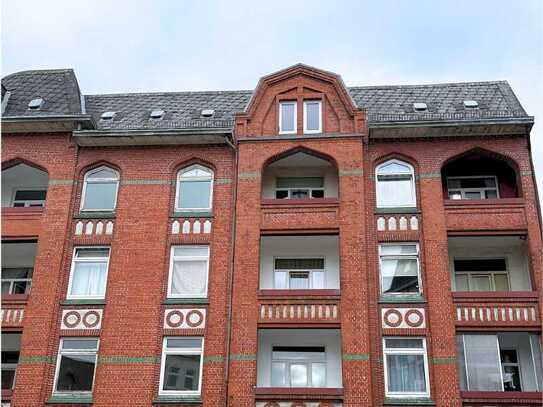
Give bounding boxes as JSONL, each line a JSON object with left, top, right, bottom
{"left": 463, "top": 100, "right": 479, "bottom": 109}
{"left": 28, "top": 98, "right": 44, "bottom": 110}
{"left": 150, "top": 110, "right": 164, "bottom": 119}
{"left": 303, "top": 100, "right": 322, "bottom": 133}
{"left": 413, "top": 102, "right": 428, "bottom": 112}
{"left": 201, "top": 109, "right": 215, "bottom": 118}
{"left": 101, "top": 111, "right": 116, "bottom": 120}
{"left": 279, "top": 101, "right": 297, "bottom": 134}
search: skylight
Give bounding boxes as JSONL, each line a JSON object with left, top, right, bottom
{"left": 463, "top": 100, "right": 479, "bottom": 109}
{"left": 413, "top": 102, "right": 428, "bottom": 112}
{"left": 201, "top": 109, "right": 215, "bottom": 118}
{"left": 28, "top": 97, "right": 44, "bottom": 110}
{"left": 150, "top": 109, "right": 164, "bottom": 119}
{"left": 101, "top": 111, "right": 116, "bottom": 120}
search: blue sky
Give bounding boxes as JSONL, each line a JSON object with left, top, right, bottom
{"left": 2, "top": 0, "right": 542, "bottom": 197}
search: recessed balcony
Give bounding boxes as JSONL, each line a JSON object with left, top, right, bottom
{"left": 1, "top": 240, "right": 37, "bottom": 304}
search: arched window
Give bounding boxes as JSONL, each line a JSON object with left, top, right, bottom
{"left": 176, "top": 165, "right": 213, "bottom": 211}
{"left": 376, "top": 159, "right": 416, "bottom": 208}
{"left": 81, "top": 166, "right": 119, "bottom": 211}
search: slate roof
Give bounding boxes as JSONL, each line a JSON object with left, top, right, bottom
{"left": 1, "top": 69, "right": 83, "bottom": 117}
{"left": 1, "top": 68, "right": 530, "bottom": 131}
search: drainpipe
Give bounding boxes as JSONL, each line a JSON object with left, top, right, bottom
{"left": 223, "top": 133, "right": 238, "bottom": 406}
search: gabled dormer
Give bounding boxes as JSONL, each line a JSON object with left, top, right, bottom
{"left": 235, "top": 64, "right": 367, "bottom": 138}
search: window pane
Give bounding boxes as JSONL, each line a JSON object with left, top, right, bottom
{"left": 290, "top": 189, "right": 309, "bottom": 199}
{"left": 173, "top": 246, "right": 208, "bottom": 257}
{"left": 380, "top": 245, "right": 418, "bottom": 256}
{"left": 275, "top": 190, "right": 288, "bottom": 199}
{"left": 471, "top": 275, "right": 491, "bottom": 291}
{"left": 75, "top": 248, "right": 109, "bottom": 258}
{"left": 180, "top": 167, "right": 212, "bottom": 178}
{"left": 274, "top": 271, "right": 287, "bottom": 289}
{"left": 311, "top": 190, "right": 324, "bottom": 198}
{"left": 494, "top": 274, "right": 510, "bottom": 291}
{"left": 166, "top": 338, "right": 202, "bottom": 349}
{"left": 1, "top": 282, "right": 10, "bottom": 294}
{"left": 454, "top": 259, "right": 507, "bottom": 272}
{"left": 178, "top": 180, "right": 211, "bottom": 209}
{"left": 381, "top": 259, "right": 419, "bottom": 293}
{"left": 378, "top": 162, "right": 412, "bottom": 175}
{"left": 386, "top": 354, "right": 426, "bottom": 393}
{"left": 162, "top": 354, "right": 200, "bottom": 391}
{"left": 312, "top": 271, "right": 325, "bottom": 289}
{"left": 290, "top": 364, "right": 308, "bottom": 386}
{"left": 272, "top": 346, "right": 325, "bottom": 360}
{"left": 312, "top": 362, "right": 326, "bottom": 387}
{"left": 82, "top": 182, "right": 117, "bottom": 210}
{"left": 449, "top": 190, "right": 462, "bottom": 200}
{"left": 171, "top": 260, "right": 207, "bottom": 296}
{"left": 465, "top": 191, "right": 482, "bottom": 200}
{"left": 275, "top": 259, "right": 324, "bottom": 270}
{"left": 87, "top": 168, "right": 117, "bottom": 179}
{"left": 305, "top": 102, "right": 320, "bottom": 131}
{"left": 377, "top": 178, "right": 414, "bottom": 207}
{"left": 463, "top": 334, "right": 502, "bottom": 391}
{"left": 70, "top": 262, "right": 107, "bottom": 297}
{"left": 12, "top": 281, "right": 30, "bottom": 294}
{"left": 271, "top": 362, "right": 286, "bottom": 386}
{"left": 2, "top": 268, "right": 32, "bottom": 278}
{"left": 56, "top": 354, "right": 96, "bottom": 391}
{"left": 385, "top": 338, "right": 424, "bottom": 349}
{"left": 455, "top": 274, "right": 469, "bottom": 291}
{"left": 280, "top": 103, "right": 295, "bottom": 132}
{"left": 502, "top": 365, "right": 522, "bottom": 391}
{"left": 1, "top": 368, "right": 15, "bottom": 390}
{"left": 277, "top": 177, "right": 324, "bottom": 188}
{"left": 14, "top": 190, "right": 46, "bottom": 200}
{"left": 289, "top": 272, "right": 309, "bottom": 289}
{"left": 61, "top": 339, "right": 99, "bottom": 350}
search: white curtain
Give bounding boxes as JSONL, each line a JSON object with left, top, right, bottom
{"left": 378, "top": 178, "right": 413, "bottom": 207}
{"left": 71, "top": 262, "right": 106, "bottom": 296}
{"left": 386, "top": 354, "right": 426, "bottom": 393}
{"left": 171, "top": 260, "right": 206, "bottom": 295}
{"left": 529, "top": 334, "right": 543, "bottom": 391}
{"left": 463, "top": 334, "right": 502, "bottom": 391}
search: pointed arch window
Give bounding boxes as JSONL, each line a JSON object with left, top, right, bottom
{"left": 81, "top": 166, "right": 119, "bottom": 212}
{"left": 376, "top": 160, "right": 416, "bottom": 208}
{"left": 176, "top": 165, "right": 214, "bottom": 211}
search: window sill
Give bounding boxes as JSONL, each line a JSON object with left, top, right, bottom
{"left": 75, "top": 212, "right": 115, "bottom": 219}
{"left": 172, "top": 211, "right": 213, "bottom": 218}
{"left": 153, "top": 395, "right": 202, "bottom": 404}
{"left": 254, "top": 387, "right": 344, "bottom": 398}
{"left": 162, "top": 298, "right": 209, "bottom": 305}
{"left": 383, "top": 397, "right": 435, "bottom": 406}
{"left": 47, "top": 395, "right": 93, "bottom": 404}
{"left": 261, "top": 198, "right": 339, "bottom": 207}
{"left": 451, "top": 291, "right": 538, "bottom": 303}
{"left": 460, "top": 391, "right": 542, "bottom": 400}
{"left": 61, "top": 299, "right": 106, "bottom": 306}
{"left": 2, "top": 293, "right": 29, "bottom": 303}
{"left": 379, "top": 294, "right": 426, "bottom": 304}
{"left": 258, "top": 289, "right": 340, "bottom": 299}
{"left": 375, "top": 207, "right": 418, "bottom": 214}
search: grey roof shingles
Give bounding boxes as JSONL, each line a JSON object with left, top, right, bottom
{"left": 1, "top": 68, "right": 530, "bottom": 131}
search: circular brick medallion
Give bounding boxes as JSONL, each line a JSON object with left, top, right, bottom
{"left": 318, "top": 403, "right": 335, "bottom": 407}
{"left": 186, "top": 310, "right": 204, "bottom": 328}
{"left": 82, "top": 310, "right": 101, "bottom": 328}
{"left": 383, "top": 309, "right": 403, "bottom": 328}
{"left": 404, "top": 309, "right": 424, "bottom": 328}
{"left": 290, "top": 403, "right": 306, "bottom": 407}
{"left": 263, "top": 403, "right": 280, "bottom": 407}
{"left": 165, "top": 310, "right": 184, "bottom": 328}
{"left": 63, "top": 311, "right": 81, "bottom": 328}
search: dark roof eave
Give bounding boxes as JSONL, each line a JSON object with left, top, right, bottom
{"left": 368, "top": 116, "right": 534, "bottom": 129}
{"left": 1, "top": 115, "right": 95, "bottom": 133}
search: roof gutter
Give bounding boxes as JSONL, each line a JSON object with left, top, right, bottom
{"left": 369, "top": 116, "right": 534, "bottom": 129}
{"left": 1, "top": 114, "right": 95, "bottom": 133}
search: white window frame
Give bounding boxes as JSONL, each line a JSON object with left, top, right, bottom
{"left": 303, "top": 100, "right": 322, "bottom": 134}
{"left": 375, "top": 159, "right": 416, "bottom": 208}
{"left": 66, "top": 247, "right": 111, "bottom": 300}
{"left": 378, "top": 243, "right": 422, "bottom": 296}
{"left": 274, "top": 177, "right": 325, "bottom": 200}
{"left": 279, "top": 101, "right": 297, "bottom": 135}
{"left": 447, "top": 175, "right": 500, "bottom": 200}
{"left": 175, "top": 165, "right": 214, "bottom": 212}
{"left": 167, "top": 245, "right": 210, "bottom": 298}
{"left": 11, "top": 189, "right": 47, "bottom": 207}
{"left": 80, "top": 166, "right": 120, "bottom": 212}
{"left": 453, "top": 257, "right": 510, "bottom": 292}
{"left": 271, "top": 344, "right": 327, "bottom": 387}
{"left": 1, "top": 267, "right": 33, "bottom": 295}
{"left": 52, "top": 338, "right": 99, "bottom": 396}
{"left": 273, "top": 256, "right": 326, "bottom": 289}
{"left": 383, "top": 337, "right": 430, "bottom": 398}
{"left": 159, "top": 337, "right": 204, "bottom": 396}
{"left": 500, "top": 346, "right": 523, "bottom": 391}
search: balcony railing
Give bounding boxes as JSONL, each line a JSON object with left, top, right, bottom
{"left": 261, "top": 199, "right": 339, "bottom": 232}
{"left": 1, "top": 207, "right": 44, "bottom": 238}
{"left": 444, "top": 198, "right": 526, "bottom": 231}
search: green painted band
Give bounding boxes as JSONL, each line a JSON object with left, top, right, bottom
{"left": 121, "top": 179, "right": 171, "bottom": 185}
{"left": 98, "top": 356, "right": 159, "bottom": 364}
{"left": 432, "top": 356, "right": 456, "bottom": 365}
{"left": 238, "top": 172, "right": 260, "bottom": 179}
{"left": 521, "top": 170, "right": 533, "bottom": 176}
{"left": 418, "top": 172, "right": 441, "bottom": 179}
{"left": 19, "top": 355, "right": 56, "bottom": 364}
{"left": 339, "top": 169, "right": 364, "bottom": 176}
{"left": 49, "top": 179, "right": 76, "bottom": 186}
{"left": 229, "top": 354, "right": 257, "bottom": 361}
{"left": 203, "top": 355, "right": 225, "bottom": 363}
{"left": 215, "top": 178, "right": 232, "bottom": 185}
{"left": 342, "top": 353, "right": 370, "bottom": 361}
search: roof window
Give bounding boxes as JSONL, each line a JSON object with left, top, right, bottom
{"left": 101, "top": 111, "right": 116, "bottom": 120}
{"left": 28, "top": 97, "right": 44, "bottom": 110}
{"left": 413, "top": 102, "right": 428, "bottom": 112}
{"left": 201, "top": 109, "right": 215, "bottom": 118}
{"left": 463, "top": 100, "right": 479, "bottom": 109}
{"left": 150, "top": 109, "right": 164, "bottom": 119}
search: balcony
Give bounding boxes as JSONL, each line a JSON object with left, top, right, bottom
{"left": 256, "top": 329, "right": 343, "bottom": 405}
{"left": 1, "top": 332, "right": 21, "bottom": 403}
{"left": 1, "top": 241, "right": 37, "bottom": 305}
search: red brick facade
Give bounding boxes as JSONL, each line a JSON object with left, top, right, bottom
{"left": 2, "top": 65, "right": 542, "bottom": 407}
